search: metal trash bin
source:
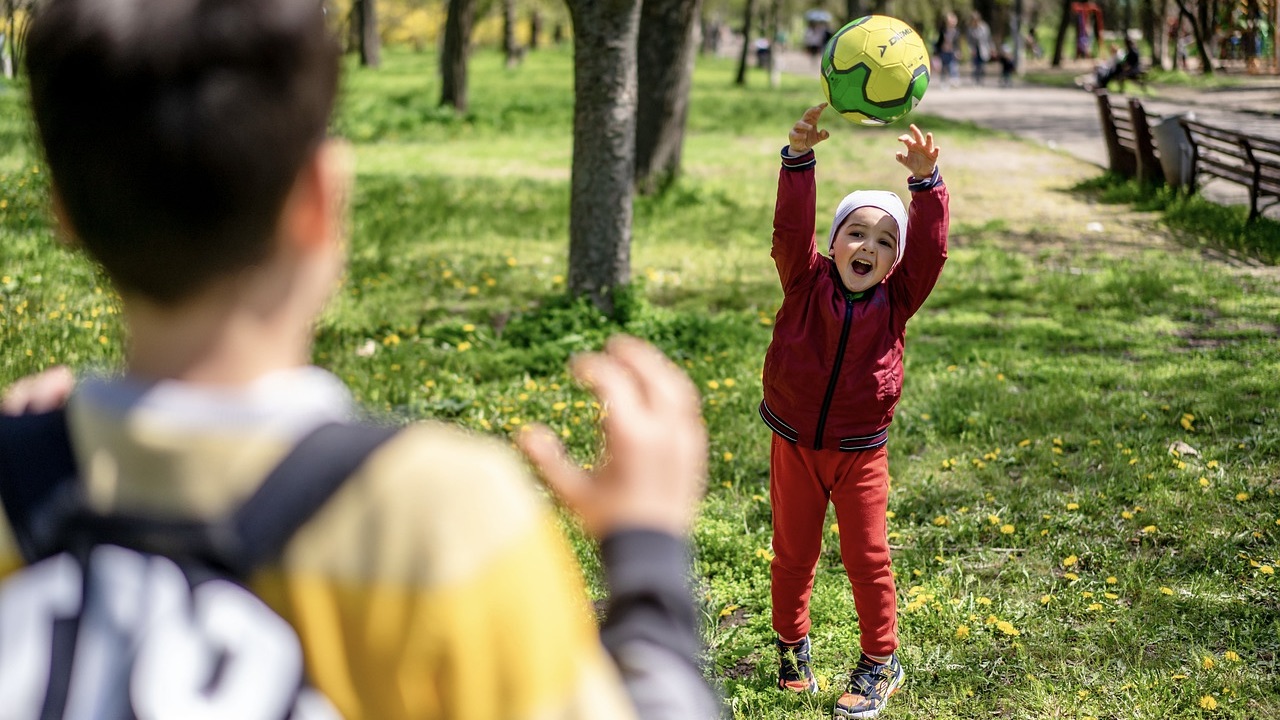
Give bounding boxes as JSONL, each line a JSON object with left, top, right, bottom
{"left": 1153, "top": 113, "right": 1195, "bottom": 189}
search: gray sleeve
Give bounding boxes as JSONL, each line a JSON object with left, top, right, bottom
{"left": 599, "top": 530, "right": 722, "bottom": 720}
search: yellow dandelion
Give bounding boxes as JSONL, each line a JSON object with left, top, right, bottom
{"left": 933, "top": 515, "right": 949, "bottom": 526}
{"left": 552, "top": 402, "right": 567, "bottom": 411}
{"left": 830, "top": 523, "right": 839, "bottom": 534}
{"left": 1142, "top": 525, "right": 1158, "bottom": 534}
{"left": 1224, "top": 651, "right": 1240, "bottom": 662}
{"left": 1104, "top": 592, "right": 1118, "bottom": 600}
{"left": 706, "top": 380, "right": 720, "bottom": 390}
{"left": 995, "top": 620, "right": 1020, "bottom": 636}
{"left": 1199, "top": 696, "right": 1217, "bottom": 710}
{"left": 1062, "top": 554, "right": 1078, "bottom": 567}
{"left": 955, "top": 625, "right": 971, "bottom": 639}
{"left": 506, "top": 257, "right": 518, "bottom": 266}
{"left": 1040, "top": 594, "right": 1054, "bottom": 604}
{"left": 1053, "top": 437, "right": 1063, "bottom": 446}
{"left": 1106, "top": 576, "right": 1117, "bottom": 584}
{"left": 1207, "top": 460, "right": 1219, "bottom": 469}
{"left": 462, "top": 323, "right": 476, "bottom": 332}
{"left": 755, "top": 548, "right": 774, "bottom": 562}
{"left": 1088, "top": 603, "right": 1103, "bottom": 611}
{"left": 1066, "top": 502, "right": 1079, "bottom": 511}
{"left": 1261, "top": 566, "right": 1275, "bottom": 575}
{"left": 723, "top": 378, "right": 736, "bottom": 387}
{"left": 1200, "top": 477, "right": 1211, "bottom": 487}
{"left": 1000, "top": 524, "right": 1015, "bottom": 535}
{"left": 456, "top": 341, "right": 472, "bottom": 352}
{"left": 1160, "top": 586, "right": 1174, "bottom": 595}
{"left": 1063, "top": 572, "right": 1079, "bottom": 581}
{"left": 976, "top": 597, "right": 992, "bottom": 606}
{"left": 1122, "top": 510, "right": 1134, "bottom": 520}
{"left": 1236, "top": 492, "right": 1250, "bottom": 502}
{"left": 722, "top": 451, "right": 734, "bottom": 462}
{"left": 719, "top": 604, "right": 739, "bottom": 618}
{"left": 1018, "top": 439, "right": 1031, "bottom": 447}
{"left": 885, "top": 511, "right": 896, "bottom": 519}
{"left": 987, "top": 514, "right": 1001, "bottom": 525}
{"left": 1202, "top": 656, "right": 1215, "bottom": 670}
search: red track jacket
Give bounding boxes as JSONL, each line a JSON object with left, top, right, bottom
{"left": 759, "top": 148, "right": 950, "bottom": 451}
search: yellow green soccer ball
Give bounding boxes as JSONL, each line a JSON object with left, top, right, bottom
{"left": 821, "top": 15, "right": 930, "bottom": 126}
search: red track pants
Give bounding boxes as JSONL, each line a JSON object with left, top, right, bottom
{"left": 768, "top": 434, "right": 898, "bottom": 657}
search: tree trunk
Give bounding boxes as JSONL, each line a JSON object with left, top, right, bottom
{"left": 1141, "top": 0, "right": 1159, "bottom": 69}
{"left": 441, "top": 0, "right": 476, "bottom": 110}
{"left": 846, "top": 1, "right": 866, "bottom": 23}
{"left": 3, "top": 0, "right": 14, "bottom": 80}
{"left": 356, "top": 0, "right": 381, "bottom": 68}
{"left": 530, "top": 9, "right": 541, "bottom": 51}
{"left": 565, "top": 0, "right": 641, "bottom": 313}
{"left": 1174, "top": 0, "right": 1213, "bottom": 74}
{"left": 635, "top": 0, "right": 702, "bottom": 194}
{"left": 1051, "top": 0, "right": 1071, "bottom": 67}
{"left": 502, "top": 0, "right": 520, "bottom": 67}
{"left": 734, "top": 0, "right": 757, "bottom": 85}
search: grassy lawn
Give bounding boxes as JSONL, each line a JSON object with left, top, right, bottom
{"left": 2, "top": 47, "right": 1279, "bottom": 719}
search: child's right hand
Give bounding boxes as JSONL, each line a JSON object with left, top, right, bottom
{"left": 789, "top": 103, "right": 830, "bottom": 156}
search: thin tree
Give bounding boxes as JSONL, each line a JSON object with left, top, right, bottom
{"left": 1174, "top": 0, "right": 1214, "bottom": 74}
{"left": 502, "top": 0, "right": 520, "bottom": 67}
{"left": 441, "top": 0, "right": 477, "bottom": 110}
{"left": 1052, "top": 0, "right": 1071, "bottom": 67}
{"left": 634, "top": 0, "right": 702, "bottom": 194}
{"left": 564, "top": 0, "right": 642, "bottom": 313}
{"left": 734, "top": 0, "right": 757, "bottom": 84}
{"left": 355, "top": 0, "right": 381, "bottom": 68}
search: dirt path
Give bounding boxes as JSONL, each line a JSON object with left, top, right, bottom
{"left": 920, "top": 112, "right": 1280, "bottom": 281}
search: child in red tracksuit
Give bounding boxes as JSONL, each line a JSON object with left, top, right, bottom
{"left": 760, "top": 104, "right": 948, "bottom": 719}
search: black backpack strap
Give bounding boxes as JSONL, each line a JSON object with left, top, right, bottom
{"left": 220, "top": 422, "right": 401, "bottom": 576}
{"left": 0, "top": 409, "right": 78, "bottom": 563}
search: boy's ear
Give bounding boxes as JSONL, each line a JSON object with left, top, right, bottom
{"left": 279, "top": 139, "right": 354, "bottom": 254}
{"left": 48, "top": 185, "right": 82, "bottom": 249}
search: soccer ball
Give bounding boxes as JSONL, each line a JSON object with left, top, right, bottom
{"left": 821, "top": 15, "right": 930, "bottom": 126}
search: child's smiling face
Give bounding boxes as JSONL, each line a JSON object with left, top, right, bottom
{"left": 830, "top": 206, "right": 899, "bottom": 293}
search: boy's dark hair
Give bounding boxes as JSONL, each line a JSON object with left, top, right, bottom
{"left": 26, "top": 0, "right": 340, "bottom": 304}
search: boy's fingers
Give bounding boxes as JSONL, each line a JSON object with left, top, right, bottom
{"left": 1, "top": 365, "right": 74, "bottom": 415}
{"left": 802, "top": 103, "right": 827, "bottom": 124}
{"left": 604, "top": 336, "right": 699, "bottom": 417}
{"left": 571, "top": 351, "right": 644, "bottom": 422}
{"left": 816, "top": 129, "right": 830, "bottom": 143}
{"left": 517, "top": 424, "right": 591, "bottom": 511}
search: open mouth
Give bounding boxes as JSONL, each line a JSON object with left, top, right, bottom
{"left": 851, "top": 259, "right": 873, "bottom": 276}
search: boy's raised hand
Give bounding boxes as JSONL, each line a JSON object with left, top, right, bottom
{"left": 789, "top": 103, "right": 830, "bottom": 156}
{"left": 895, "top": 123, "right": 940, "bottom": 179}
{"left": 518, "top": 335, "right": 707, "bottom": 539}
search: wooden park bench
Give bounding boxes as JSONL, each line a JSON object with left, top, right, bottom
{"left": 1178, "top": 118, "right": 1280, "bottom": 221}
{"left": 1095, "top": 89, "right": 1163, "bottom": 185}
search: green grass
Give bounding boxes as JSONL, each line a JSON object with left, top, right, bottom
{"left": 1074, "top": 173, "right": 1280, "bottom": 264}
{"left": 3, "top": 47, "right": 1279, "bottom": 719}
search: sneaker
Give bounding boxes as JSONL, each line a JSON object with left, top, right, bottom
{"left": 833, "top": 653, "right": 904, "bottom": 719}
{"left": 776, "top": 635, "right": 818, "bottom": 693}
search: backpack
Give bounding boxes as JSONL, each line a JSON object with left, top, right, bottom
{"left": 0, "top": 409, "right": 399, "bottom": 720}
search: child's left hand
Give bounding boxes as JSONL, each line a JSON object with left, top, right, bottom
{"left": 895, "top": 124, "right": 940, "bottom": 179}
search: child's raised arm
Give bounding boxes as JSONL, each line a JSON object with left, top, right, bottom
{"left": 788, "top": 103, "right": 831, "bottom": 156}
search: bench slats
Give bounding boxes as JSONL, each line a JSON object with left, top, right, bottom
{"left": 1180, "top": 117, "right": 1280, "bottom": 220}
